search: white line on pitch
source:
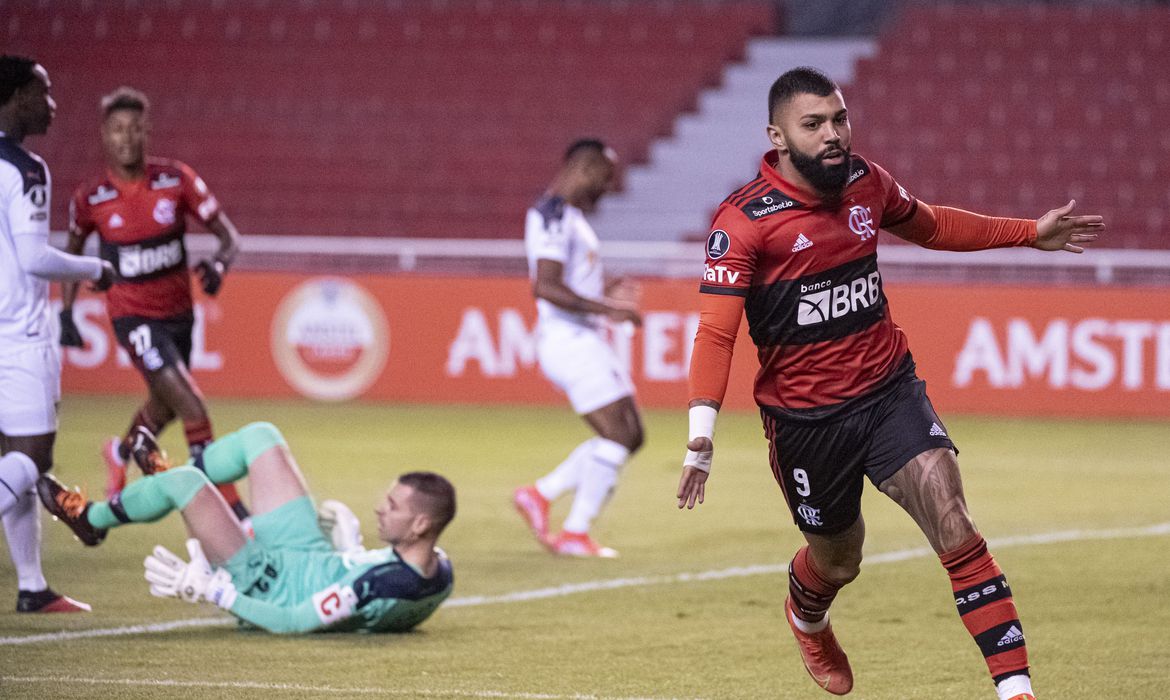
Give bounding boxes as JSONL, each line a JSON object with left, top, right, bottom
{"left": 2, "top": 520, "right": 1166, "bottom": 648}
{"left": 0, "top": 615, "right": 230, "bottom": 646}
{"left": 446, "top": 521, "right": 1170, "bottom": 607}
{"left": 0, "top": 676, "right": 687, "bottom": 700}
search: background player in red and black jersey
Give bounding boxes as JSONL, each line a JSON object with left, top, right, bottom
{"left": 60, "top": 87, "right": 248, "bottom": 522}
{"left": 676, "top": 68, "right": 1103, "bottom": 699}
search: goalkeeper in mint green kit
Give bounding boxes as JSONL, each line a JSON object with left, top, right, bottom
{"left": 38, "top": 422, "right": 455, "bottom": 634}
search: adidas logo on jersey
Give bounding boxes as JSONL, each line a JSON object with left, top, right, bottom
{"left": 792, "top": 233, "right": 813, "bottom": 252}
{"left": 997, "top": 625, "right": 1024, "bottom": 647}
{"left": 930, "top": 422, "right": 947, "bottom": 437}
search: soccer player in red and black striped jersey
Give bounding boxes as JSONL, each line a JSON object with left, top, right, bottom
{"left": 60, "top": 87, "right": 248, "bottom": 523}
{"left": 676, "top": 68, "right": 1103, "bottom": 699}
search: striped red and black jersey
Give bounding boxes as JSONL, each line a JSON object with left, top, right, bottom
{"left": 700, "top": 151, "right": 918, "bottom": 417}
{"left": 71, "top": 158, "right": 220, "bottom": 320}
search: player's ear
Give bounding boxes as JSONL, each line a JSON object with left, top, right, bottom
{"left": 766, "top": 123, "right": 787, "bottom": 153}
{"left": 410, "top": 513, "right": 432, "bottom": 539}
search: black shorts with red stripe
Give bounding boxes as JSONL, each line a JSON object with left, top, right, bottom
{"left": 112, "top": 312, "right": 195, "bottom": 378}
{"left": 761, "top": 355, "right": 957, "bottom": 535}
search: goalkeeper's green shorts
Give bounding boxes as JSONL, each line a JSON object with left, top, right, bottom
{"left": 252, "top": 496, "right": 330, "bottom": 551}
{"left": 225, "top": 496, "right": 331, "bottom": 596}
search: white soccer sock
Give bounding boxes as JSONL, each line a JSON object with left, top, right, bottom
{"left": 3, "top": 489, "right": 46, "bottom": 591}
{"left": 788, "top": 604, "right": 830, "bottom": 634}
{"left": 563, "top": 438, "right": 629, "bottom": 534}
{"left": 996, "top": 673, "right": 1033, "bottom": 700}
{"left": 536, "top": 439, "right": 595, "bottom": 501}
{"left": 0, "top": 452, "right": 39, "bottom": 515}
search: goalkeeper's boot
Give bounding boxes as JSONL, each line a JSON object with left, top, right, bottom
{"left": 35, "top": 474, "right": 107, "bottom": 547}
{"left": 16, "top": 587, "right": 91, "bottom": 613}
{"left": 548, "top": 530, "right": 618, "bottom": 558}
{"left": 102, "top": 435, "right": 127, "bottom": 499}
{"left": 129, "top": 426, "right": 171, "bottom": 475}
{"left": 512, "top": 485, "right": 550, "bottom": 542}
{"left": 785, "top": 597, "right": 853, "bottom": 695}
{"left": 1004, "top": 695, "right": 1035, "bottom": 700}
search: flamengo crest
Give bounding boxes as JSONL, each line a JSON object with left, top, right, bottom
{"left": 848, "top": 205, "right": 875, "bottom": 240}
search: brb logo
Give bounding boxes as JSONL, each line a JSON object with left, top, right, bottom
{"left": 118, "top": 239, "right": 183, "bottom": 278}
{"left": 848, "top": 205, "right": 875, "bottom": 240}
{"left": 797, "top": 272, "right": 882, "bottom": 326}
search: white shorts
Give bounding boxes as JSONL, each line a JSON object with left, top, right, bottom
{"left": 537, "top": 323, "right": 634, "bottom": 415}
{"left": 0, "top": 341, "right": 60, "bottom": 436}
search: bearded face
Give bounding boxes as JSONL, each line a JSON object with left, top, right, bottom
{"left": 767, "top": 90, "right": 853, "bottom": 201}
{"left": 785, "top": 141, "right": 852, "bottom": 198}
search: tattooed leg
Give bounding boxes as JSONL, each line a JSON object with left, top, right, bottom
{"left": 882, "top": 448, "right": 1032, "bottom": 689}
{"left": 878, "top": 447, "right": 977, "bottom": 554}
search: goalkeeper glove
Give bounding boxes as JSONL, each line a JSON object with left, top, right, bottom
{"left": 317, "top": 499, "right": 364, "bottom": 553}
{"left": 144, "top": 538, "right": 237, "bottom": 609}
{"left": 58, "top": 309, "right": 83, "bottom": 348}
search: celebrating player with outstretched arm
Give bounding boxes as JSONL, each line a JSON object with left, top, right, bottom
{"left": 39, "top": 422, "right": 455, "bottom": 634}
{"left": 676, "top": 67, "right": 1102, "bottom": 699}
{"left": 61, "top": 87, "right": 248, "bottom": 522}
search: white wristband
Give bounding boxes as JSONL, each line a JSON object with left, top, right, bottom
{"left": 688, "top": 405, "right": 717, "bottom": 441}
{"left": 685, "top": 405, "right": 717, "bottom": 474}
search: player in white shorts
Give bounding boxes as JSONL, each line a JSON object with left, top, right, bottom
{"left": 0, "top": 55, "right": 114, "bottom": 612}
{"left": 513, "top": 139, "right": 644, "bottom": 558}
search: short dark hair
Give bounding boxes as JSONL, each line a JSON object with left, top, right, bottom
{"left": 564, "top": 138, "right": 608, "bottom": 163}
{"left": 101, "top": 86, "right": 149, "bottom": 119}
{"left": 0, "top": 55, "right": 38, "bottom": 108}
{"left": 399, "top": 471, "right": 456, "bottom": 537}
{"left": 767, "top": 67, "right": 840, "bottom": 123}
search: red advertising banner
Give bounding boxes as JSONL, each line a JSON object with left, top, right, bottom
{"left": 60, "top": 273, "right": 1170, "bottom": 417}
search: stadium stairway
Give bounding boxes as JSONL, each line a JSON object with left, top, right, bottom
{"left": 588, "top": 38, "right": 876, "bottom": 242}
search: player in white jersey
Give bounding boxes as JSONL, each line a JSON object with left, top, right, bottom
{"left": 513, "top": 139, "right": 644, "bottom": 558}
{"left": 0, "top": 55, "right": 114, "bottom": 612}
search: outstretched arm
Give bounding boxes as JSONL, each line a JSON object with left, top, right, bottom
{"left": 1030, "top": 199, "right": 1104, "bottom": 253}
{"left": 887, "top": 199, "right": 1102, "bottom": 253}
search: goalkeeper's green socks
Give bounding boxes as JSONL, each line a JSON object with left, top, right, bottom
{"left": 87, "top": 466, "right": 209, "bottom": 529}
{"left": 194, "top": 422, "right": 288, "bottom": 485}
{"left": 85, "top": 422, "right": 288, "bottom": 529}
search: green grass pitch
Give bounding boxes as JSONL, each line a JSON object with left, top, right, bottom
{"left": 1, "top": 396, "right": 1167, "bottom": 699}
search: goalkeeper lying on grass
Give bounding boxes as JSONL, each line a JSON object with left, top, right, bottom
{"left": 38, "top": 422, "right": 455, "bottom": 634}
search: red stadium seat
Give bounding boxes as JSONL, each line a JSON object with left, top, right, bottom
{"left": 847, "top": 4, "right": 1169, "bottom": 248}
{"left": 11, "top": 0, "right": 776, "bottom": 238}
